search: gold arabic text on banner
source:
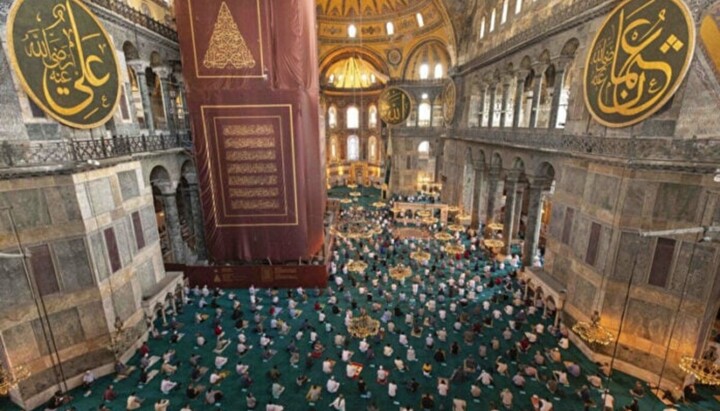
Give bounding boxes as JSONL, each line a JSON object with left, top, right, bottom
{"left": 379, "top": 87, "right": 412, "bottom": 125}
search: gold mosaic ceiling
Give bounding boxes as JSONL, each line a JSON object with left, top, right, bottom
{"left": 317, "top": 0, "right": 417, "bottom": 19}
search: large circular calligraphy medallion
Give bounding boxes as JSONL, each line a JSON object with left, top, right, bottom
{"left": 442, "top": 79, "right": 456, "bottom": 126}
{"left": 583, "top": 0, "right": 694, "bottom": 128}
{"left": 7, "top": 0, "right": 121, "bottom": 129}
{"left": 379, "top": 87, "right": 412, "bottom": 125}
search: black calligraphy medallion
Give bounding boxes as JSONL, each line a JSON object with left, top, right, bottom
{"left": 379, "top": 87, "right": 412, "bottom": 125}
{"left": 583, "top": 0, "right": 695, "bottom": 128}
{"left": 7, "top": 0, "right": 121, "bottom": 129}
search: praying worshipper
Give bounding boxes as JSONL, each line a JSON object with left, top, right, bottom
{"left": 125, "top": 392, "right": 143, "bottom": 410}
{"left": 422, "top": 362, "right": 433, "bottom": 378}
{"left": 154, "top": 398, "right": 169, "bottom": 411}
{"left": 161, "top": 361, "right": 177, "bottom": 375}
{"left": 388, "top": 380, "right": 398, "bottom": 398}
{"left": 394, "top": 356, "right": 406, "bottom": 372}
{"left": 587, "top": 373, "right": 604, "bottom": 389}
{"left": 186, "top": 383, "right": 204, "bottom": 399}
{"left": 102, "top": 385, "right": 117, "bottom": 402}
{"left": 246, "top": 392, "right": 257, "bottom": 409}
{"left": 407, "top": 346, "right": 417, "bottom": 362}
{"left": 470, "top": 384, "right": 482, "bottom": 398}
{"left": 512, "top": 371, "right": 526, "bottom": 388}
{"left": 565, "top": 360, "right": 582, "bottom": 377}
{"left": 330, "top": 394, "right": 346, "bottom": 411}
{"left": 82, "top": 370, "right": 96, "bottom": 392}
{"left": 624, "top": 398, "right": 640, "bottom": 411}
{"left": 209, "top": 370, "right": 226, "bottom": 385}
{"left": 271, "top": 381, "right": 285, "bottom": 399}
{"left": 630, "top": 380, "right": 646, "bottom": 398}
{"left": 437, "top": 378, "right": 449, "bottom": 397}
{"left": 323, "top": 358, "right": 335, "bottom": 374}
{"left": 306, "top": 384, "right": 322, "bottom": 402}
{"left": 602, "top": 389, "right": 615, "bottom": 411}
{"left": 500, "top": 388, "right": 514, "bottom": 409}
{"left": 478, "top": 369, "right": 493, "bottom": 386}
{"left": 553, "top": 369, "right": 569, "bottom": 385}
{"left": 205, "top": 388, "right": 223, "bottom": 405}
{"left": 327, "top": 376, "right": 340, "bottom": 393}
{"left": 377, "top": 365, "right": 389, "bottom": 384}
{"left": 452, "top": 397, "right": 468, "bottom": 411}
{"left": 421, "top": 393, "right": 435, "bottom": 410}
{"left": 160, "top": 377, "right": 180, "bottom": 394}
{"left": 214, "top": 355, "right": 228, "bottom": 369}
{"left": 383, "top": 343, "right": 394, "bottom": 357}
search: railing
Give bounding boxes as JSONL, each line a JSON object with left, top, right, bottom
{"left": 453, "top": 128, "right": 720, "bottom": 166}
{"left": 0, "top": 133, "right": 192, "bottom": 170}
{"left": 87, "top": 0, "right": 178, "bottom": 42}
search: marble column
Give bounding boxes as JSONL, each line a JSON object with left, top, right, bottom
{"left": 185, "top": 173, "right": 208, "bottom": 261}
{"left": 528, "top": 64, "right": 547, "bottom": 128}
{"left": 512, "top": 71, "right": 528, "bottom": 128}
{"left": 156, "top": 182, "right": 185, "bottom": 263}
{"left": 478, "top": 85, "right": 487, "bottom": 127}
{"left": 127, "top": 60, "right": 155, "bottom": 133}
{"left": 174, "top": 73, "right": 191, "bottom": 131}
{"left": 499, "top": 78, "right": 511, "bottom": 128}
{"left": 152, "top": 65, "right": 175, "bottom": 133}
{"left": 472, "top": 163, "right": 489, "bottom": 228}
{"left": 503, "top": 172, "right": 521, "bottom": 255}
{"left": 487, "top": 83, "right": 497, "bottom": 128}
{"left": 485, "top": 166, "right": 505, "bottom": 224}
{"left": 513, "top": 184, "right": 525, "bottom": 239}
{"left": 523, "top": 180, "right": 547, "bottom": 266}
{"left": 548, "top": 58, "right": 571, "bottom": 128}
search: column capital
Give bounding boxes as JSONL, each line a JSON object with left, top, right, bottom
{"left": 505, "top": 169, "right": 523, "bottom": 182}
{"left": 531, "top": 62, "right": 548, "bottom": 77}
{"left": 515, "top": 69, "right": 530, "bottom": 81}
{"left": 527, "top": 176, "right": 552, "bottom": 189}
{"left": 184, "top": 172, "right": 199, "bottom": 185}
{"left": 551, "top": 56, "right": 573, "bottom": 71}
{"left": 173, "top": 72, "right": 185, "bottom": 85}
{"left": 127, "top": 59, "right": 150, "bottom": 73}
{"left": 473, "top": 160, "right": 485, "bottom": 171}
{"left": 154, "top": 181, "right": 178, "bottom": 195}
{"left": 152, "top": 65, "right": 173, "bottom": 79}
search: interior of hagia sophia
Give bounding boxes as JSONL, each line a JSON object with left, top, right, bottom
{"left": 0, "top": 0, "right": 719, "bottom": 410}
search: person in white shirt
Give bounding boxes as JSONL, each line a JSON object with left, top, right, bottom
{"left": 407, "top": 346, "right": 417, "bottom": 362}
{"left": 160, "top": 377, "right": 178, "bottom": 394}
{"left": 601, "top": 389, "right": 614, "bottom": 411}
{"left": 388, "top": 381, "right": 398, "bottom": 397}
{"left": 399, "top": 333, "right": 408, "bottom": 346}
{"left": 214, "top": 356, "right": 228, "bottom": 369}
{"left": 394, "top": 357, "right": 406, "bottom": 372}
{"left": 478, "top": 369, "right": 493, "bottom": 385}
{"left": 236, "top": 362, "right": 249, "bottom": 375}
{"left": 359, "top": 339, "right": 369, "bottom": 353}
{"left": 383, "top": 344, "right": 394, "bottom": 357}
{"left": 341, "top": 349, "right": 353, "bottom": 362}
{"left": 326, "top": 376, "right": 340, "bottom": 393}
{"left": 438, "top": 378, "right": 449, "bottom": 396}
{"left": 329, "top": 394, "right": 346, "bottom": 411}
{"left": 323, "top": 358, "right": 335, "bottom": 374}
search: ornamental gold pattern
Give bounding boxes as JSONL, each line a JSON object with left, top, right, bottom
{"left": 226, "top": 149, "right": 277, "bottom": 162}
{"left": 379, "top": 87, "right": 412, "bottom": 125}
{"left": 203, "top": 2, "right": 256, "bottom": 70}
{"left": 228, "top": 163, "right": 278, "bottom": 174}
{"left": 228, "top": 175, "right": 279, "bottom": 186}
{"left": 226, "top": 137, "right": 276, "bottom": 149}
{"left": 583, "top": 0, "right": 695, "bottom": 128}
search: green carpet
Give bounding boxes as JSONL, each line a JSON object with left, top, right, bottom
{"left": 14, "top": 187, "right": 719, "bottom": 411}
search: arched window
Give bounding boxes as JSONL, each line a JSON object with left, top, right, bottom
{"left": 368, "top": 105, "right": 377, "bottom": 128}
{"left": 416, "top": 13, "right": 424, "bottom": 27}
{"left": 418, "top": 141, "right": 430, "bottom": 160}
{"left": 490, "top": 9, "right": 496, "bottom": 32}
{"left": 515, "top": 0, "right": 523, "bottom": 14}
{"left": 386, "top": 22, "right": 395, "bottom": 35}
{"left": 347, "top": 135, "right": 360, "bottom": 161}
{"left": 368, "top": 136, "right": 378, "bottom": 162}
{"left": 419, "top": 63, "right": 430, "bottom": 80}
{"left": 501, "top": 0, "right": 508, "bottom": 24}
{"left": 418, "top": 102, "right": 432, "bottom": 127}
{"left": 328, "top": 106, "right": 337, "bottom": 129}
{"left": 346, "top": 106, "right": 359, "bottom": 129}
{"left": 348, "top": 24, "right": 357, "bottom": 38}
{"left": 330, "top": 136, "right": 339, "bottom": 161}
{"left": 434, "top": 63, "right": 443, "bottom": 79}
{"left": 480, "top": 17, "right": 486, "bottom": 39}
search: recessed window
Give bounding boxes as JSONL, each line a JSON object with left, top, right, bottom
{"left": 480, "top": 17, "right": 486, "bottom": 39}
{"left": 328, "top": 106, "right": 337, "bottom": 128}
{"left": 515, "top": 0, "right": 523, "bottom": 14}
{"left": 418, "top": 103, "right": 431, "bottom": 127}
{"left": 418, "top": 141, "right": 430, "bottom": 159}
{"left": 490, "top": 9, "right": 496, "bottom": 32}
{"left": 368, "top": 105, "right": 377, "bottom": 128}
{"left": 386, "top": 22, "right": 394, "bottom": 35}
{"left": 416, "top": 13, "right": 424, "bottom": 27}
{"left": 434, "top": 63, "right": 443, "bottom": 79}
{"left": 347, "top": 135, "right": 360, "bottom": 161}
{"left": 501, "top": 0, "right": 508, "bottom": 24}
{"left": 419, "top": 63, "right": 429, "bottom": 80}
{"left": 348, "top": 24, "right": 357, "bottom": 38}
{"left": 346, "top": 106, "right": 359, "bottom": 129}
{"left": 421, "top": 93, "right": 429, "bottom": 100}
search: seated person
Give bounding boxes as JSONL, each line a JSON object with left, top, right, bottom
{"left": 629, "top": 380, "right": 646, "bottom": 398}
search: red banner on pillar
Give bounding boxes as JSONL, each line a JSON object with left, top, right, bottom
{"left": 175, "top": 0, "right": 324, "bottom": 262}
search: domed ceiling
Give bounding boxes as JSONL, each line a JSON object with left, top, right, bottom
{"left": 317, "top": 0, "right": 415, "bottom": 18}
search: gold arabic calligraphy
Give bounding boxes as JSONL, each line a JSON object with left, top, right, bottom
{"left": 584, "top": 0, "right": 694, "bottom": 127}
{"left": 379, "top": 87, "right": 412, "bottom": 125}
{"left": 9, "top": 0, "right": 120, "bottom": 128}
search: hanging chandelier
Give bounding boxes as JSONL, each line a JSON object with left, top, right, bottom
{"left": 435, "top": 232, "right": 453, "bottom": 241}
{"left": 389, "top": 264, "right": 412, "bottom": 281}
{"left": 347, "top": 313, "right": 381, "bottom": 339}
{"left": 679, "top": 356, "right": 720, "bottom": 385}
{"left": 0, "top": 362, "right": 29, "bottom": 396}
{"left": 571, "top": 321, "right": 615, "bottom": 346}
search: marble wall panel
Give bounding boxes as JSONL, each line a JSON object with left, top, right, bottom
{"left": 44, "top": 309, "right": 84, "bottom": 351}
{"left": 622, "top": 180, "right": 647, "bottom": 219}
{"left": 549, "top": 204, "right": 564, "bottom": 240}
{"left": 2, "top": 322, "right": 40, "bottom": 365}
{"left": 670, "top": 243, "right": 716, "bottom": 301}
{"left": 653, "top": 183, "right": 701, "bottom": 223}
{"left": 53, "top": 238, "right": 94, "bottom": 292}
{"left": 613, "top": 232, "right": 651, "bottom": 282}
{"left": 136, "top": 259, "right": 157, "bottom": 296}
{"left": 118, "top": 170, "right": 140, "bottom": 201}
{"left": 0, "top": 189, "right": 51, "bottom": 231}
{"left": 624, "top": 299, "right": 673, "bottom": 343}
{"left": 77, "top": 301, "right": 109, "bottom": 340}
{"left": 550, "top": 253, "right": 570, "bottom": 287}
{"left": 113, "top": 282, "right": 137, "bottom": 322}
{"left": 141, "top": 205, "right": 160, "bottom": 245}
{"left": 28, "top": 244, "right": 59, "bottom": 296}
{"left": 88, "top": 178, "right": 116, "bottom": 216}
{"left": 115, "top": 220, "right": 133, "bottom": 268}
{"left": 569, "top": 275, "right": 596, "bottom": 310}
{"left": 559, "top": 167, "right": 586, "bottom": 198}
{"left": 0, "top": 256, "right": 32, "bottom": 309}
{"left": 18, "top": 365, "right": 57, "bottom": 398}
{"left": 89, "top": 231, "right": 109, "bottom": 281}
{"left": 588, "top": 173, "right": 619, "bottom": 211}
{"left": 570, "top": 214, "right": 590, "bottom": 260}
{"left": 595, "top": 226, "right": 613, "bottom": 274}
{"left": 45, "top": 185, "right": 82, "bottom": 225}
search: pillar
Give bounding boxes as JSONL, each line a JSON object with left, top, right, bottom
{"left": 523, "top": 179, "right": 547, "bottom": 266}
{"left": 548, "top": 58, "right": 571, "bottom": 129}
{"left": 152, "top": 65, "right": 176, "bottom": 133}
{"left": 156, "top": 182, "right": 185, "bottom": 263}
{"left": 185, "top": 173, "right": 208, "bottom": 261}
{"left": 513, "top": 184, "right": 525, "bottom": 239}
{"left": 512, "top": 70, "right": 528, "bottom": 128}
{"left": 499, "top": 78, "right": 511, "bottom": 128}
{"left": 528, "top": 64, "right": 547, "bottom": 128}
{"left": 127, "top": 60, "right": 155, "bottom": 133}
{"left": 487, "top": 83, "right": 497, "bottom": 128}
{"left": 174, "top": 73, "right": 191, "bottom": 131}
{"left": 485, "top": 165, "right": 505, "bottom": 224}
{"left": 477, "top": 85, "right": 487, "bottom": 127}
{"left": 471, "top": 162, "right": 488, "bottom": 228}
{"left": 502, "top": 172, "right": 521, "bottom": 255}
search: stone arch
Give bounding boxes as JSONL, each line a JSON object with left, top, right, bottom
{"left": 149, "top": 165, "right": 171, "bottom": 185}
{"left": 180, "top": 159, "right": 195, "bottom": 180}
{"left": 491, "top": 152, "right": 503, "bottom": 169}
{"left": 123, "top": 41, "right": 140, "bottom": 60}
{"left": 318, "top": 46, "right": 389, "bottom": 79}
{"left": 149, "top": 51, "right": 164, "bottom": 68}
{"left": 560, "top": 38, "right": 580, "bottom": 58}
{"left": 510, "top": 156, "right": 526, "bottom": 172}
{"left": 520, "top": 55, "right": 532, "bottom": 70}
{"left": 538, "top": 49, "right": 552, "bottom": 66}
{"left": 403, "top": 39, "right": 452, "bottom": 80}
